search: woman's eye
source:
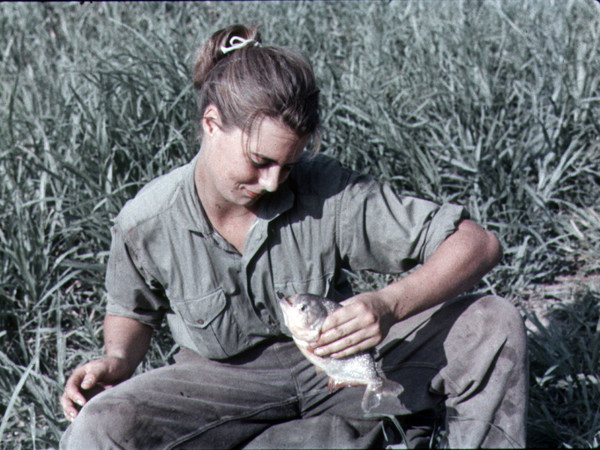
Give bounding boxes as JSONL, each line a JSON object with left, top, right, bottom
{"left": 249, "top": 155, "right": 295, "bottom": 172}
{"left": 250, "top": 158, "right": 270, "bottom": 169}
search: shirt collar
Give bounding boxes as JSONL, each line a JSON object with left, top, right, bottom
{"left": 182, "top": 154, "right": 213, "bottom": 237}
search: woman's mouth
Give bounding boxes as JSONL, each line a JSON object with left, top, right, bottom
{"left": 244, "top": 188, "right": 262, "bottom": 199}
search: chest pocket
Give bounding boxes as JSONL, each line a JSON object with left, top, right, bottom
{"left": 173, "top": 289, "right": 248, "bottom": 359}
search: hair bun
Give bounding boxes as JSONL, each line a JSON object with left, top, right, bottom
{"left": 194, "top": 24, "right": 261, "bottom": 89}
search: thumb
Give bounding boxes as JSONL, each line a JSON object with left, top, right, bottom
{"left": 80, "top": 360, "right": 109, "bottom": 390}
{"left": 81, "top": 372, "right": 96, "bottom": 389}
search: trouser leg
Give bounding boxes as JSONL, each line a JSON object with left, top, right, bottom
{"left": 429, "top": 295, "right": 528, "bottom": 448}
{"left": 376, "top": 294, "right": 527, "bottom": 448}
{"left": 247, "top": 294, "right": 527, "bottom": 449}
{"left": 60, "top": 340, "right": 306, "bottom": 450}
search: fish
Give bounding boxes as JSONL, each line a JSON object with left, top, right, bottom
{"left": 278, "top": 292, "right": 403, "bottom": 413}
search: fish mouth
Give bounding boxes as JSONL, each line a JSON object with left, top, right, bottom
{"left": 277, "top": 291, "right": 293, "bottom": 306}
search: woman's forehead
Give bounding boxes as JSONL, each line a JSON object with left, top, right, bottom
{"left": 245, "top": 118, "right": 307, "bottom": 157}
{"left": 249, "top": 116, "right": 299, "bottom": 141}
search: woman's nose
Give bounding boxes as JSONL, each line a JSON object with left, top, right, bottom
{"left": 258, "top": 166, "right": 281, "bottom": 192}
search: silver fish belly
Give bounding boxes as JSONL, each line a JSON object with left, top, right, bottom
{"left": 279, "top": 293, "right": 403, "bottom": 413}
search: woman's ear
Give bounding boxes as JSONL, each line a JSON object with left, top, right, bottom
{"left": 202, "top": 104, "right": 222, "bottom": 136}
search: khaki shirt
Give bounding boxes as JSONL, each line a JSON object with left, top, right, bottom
{"left": 106, "top": 154, "right": 467, "bottom": 360}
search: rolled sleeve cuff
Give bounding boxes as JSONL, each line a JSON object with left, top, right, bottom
{"left": 420, "top": 203, "right": 469, "bottom": 262}
{"left": 106, "top": 296, "right": 165, "bottom": 329}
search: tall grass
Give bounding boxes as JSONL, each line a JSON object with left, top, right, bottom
{"left": 526, "top": 288, "right": 600, "bottom": 447}
{"left": 1, "top": 1, "right": 598, "bottom": 447}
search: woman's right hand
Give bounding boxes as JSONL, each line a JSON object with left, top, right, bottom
{"left": 60, "top": 355, "right": 132, "bottom": 422}
{"left": 60, "top": 315, "right": 153, "bottom": 422}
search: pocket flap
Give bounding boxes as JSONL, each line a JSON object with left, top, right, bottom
{"left": 178, "top": 289, "right": 227, "bottom": 329}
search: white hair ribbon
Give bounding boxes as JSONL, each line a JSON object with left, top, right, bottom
{"left": 220, "top": 36, "right": 260, "bottom": 55}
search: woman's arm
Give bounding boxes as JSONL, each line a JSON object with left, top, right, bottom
{"left": 311, "top": 219, "right": 503, "bottom": 358}
{"left": 60, "top": 315, "right": 153, "bottom": 421}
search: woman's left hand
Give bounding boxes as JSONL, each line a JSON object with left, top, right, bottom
{"left": 309, "top": 291, "right": 397, "bottom": 358}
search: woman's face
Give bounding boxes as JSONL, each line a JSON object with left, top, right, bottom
{"left": 199, "top": 108, "right": 308, "bottom": 210}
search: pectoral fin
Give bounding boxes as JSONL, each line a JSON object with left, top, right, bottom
{"left": 328, "top": 378, "right": 364, "bottom": 393}
{"left": 327, "top": 377, "right": 344, "bottom": 393}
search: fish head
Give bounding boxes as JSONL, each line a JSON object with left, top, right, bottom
{"left": 278, "top": 293, "right": 329, "bottom": 342}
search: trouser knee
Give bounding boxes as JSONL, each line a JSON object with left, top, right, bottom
{"left": 61, "top": 392, "right": 138, "bottom": 449}
{"left": 432, "top": 295, "right": 527, "bottom": 398}
{"left": 472, "top": 295, "right": 527, "bottom": 354}
{"left": 448, "top": 295, "right": 526, "bottom": 357}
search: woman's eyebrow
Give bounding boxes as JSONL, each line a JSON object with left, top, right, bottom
{"left": 251, "top": 152, "right": 300, "bottom": 166}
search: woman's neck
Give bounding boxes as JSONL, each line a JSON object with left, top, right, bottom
{"left": 194, "top": 155, "right": 258, "bottom": 254}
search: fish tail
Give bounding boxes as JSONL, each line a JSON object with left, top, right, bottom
{"left": 360, "top": 379, "right": 404, "bottom": 413}
{"left": 361, "top": 383, "right": 383, "bottom": 413}
{"left": 381, "top": 378, "right": 404, "bottom": 397}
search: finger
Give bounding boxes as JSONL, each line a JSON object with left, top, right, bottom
{"left": 80, "top": 371, "right": 98, "bottom": 390}
{"left": 314, "top": 324, "right": 378, "bottom": 357}
{"left": 60, "top": 392, "right": 80, "bottom": 422}
{"left": 64, "top": 371, "right": 88, "bottom": 408}
{"left": 314, "top": 321, "right": 377, "bottom": 356}
{"left": 319, "top": 307, "right": 355, "bottom": 334}
{"left": 317, "top": 302, "right": 379, "bottom": 347}
{"left": 317, "top": 320, "right": 359, "bottom": 346}
{"left": 79, "top": 359, "right": 112, "bottom": 390}
{"left": 339, "top": 297, "right": 357, "bottom": 307}
{"left": 328, "top": 334, "right": 380, "bottom": 359}
{"left": 320, "top": 298, "right": 375, "bottom": 333}
{"left": 65, "top": 362, "right": 106, "bottom": 404}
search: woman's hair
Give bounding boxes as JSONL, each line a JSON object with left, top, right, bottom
{"left": 193, "top": 24, "right": 321, "bottom": 153}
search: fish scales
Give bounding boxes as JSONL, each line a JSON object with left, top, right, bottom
{"left": 278, "top": 293, "right": 403, "bottom": 413}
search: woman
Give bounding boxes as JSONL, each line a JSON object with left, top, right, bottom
{"left": 60, "top": 24, "right": 527, "bottom": 448}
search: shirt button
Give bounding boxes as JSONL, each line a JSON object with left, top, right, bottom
{"left": 197, "top": 319, "right": 205, "bottom": 326}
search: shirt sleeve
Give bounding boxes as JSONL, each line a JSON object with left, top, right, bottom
{"left": 105, "top": 223, "right": 169, "bottom": 328}
{"left": 337, "top": 175, "right": 468, "bottom": 274}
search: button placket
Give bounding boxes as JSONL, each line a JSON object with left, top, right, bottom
{"left": 242, "top": 219, "right": 281, "bottom": 331}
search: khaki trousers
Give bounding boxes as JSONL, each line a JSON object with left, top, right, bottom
{"left": 61, "top": 295, "right": 527, "bottom": 449}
